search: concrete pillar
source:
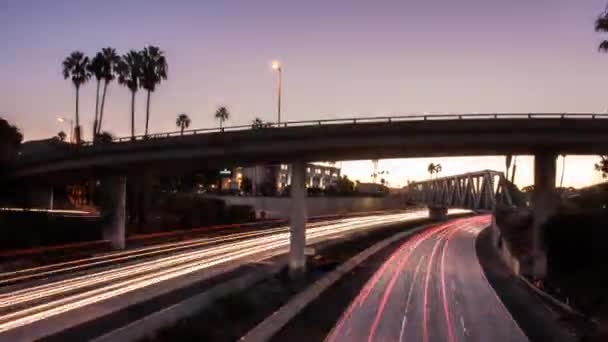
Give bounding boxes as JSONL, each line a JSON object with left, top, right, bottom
{"left": 101, "top": 175, "right": 126, "bottom": 249}
{"left": 289, "top": 159, "right": 307, "bottom": 274}
{"left": 429, "top": 206, "right": 448, "bottom": 221}
{"left": 529, "top": 151, "right": 558, "bottom": 279}
{"left": 534, "top": 152, "right": 556, "bottom": 196}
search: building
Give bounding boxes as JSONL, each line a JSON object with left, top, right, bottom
{"left": 238, "top": 163, "right": 341, "bottom": 193}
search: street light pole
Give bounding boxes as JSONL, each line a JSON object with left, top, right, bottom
{"left": 272, "top": 60, "right": 282, "bottom": 125}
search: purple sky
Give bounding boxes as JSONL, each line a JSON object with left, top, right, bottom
{"left": 2, "top": 0, "right": 608, "bottom": 186}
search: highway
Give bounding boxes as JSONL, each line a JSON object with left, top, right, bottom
{"left": 327, "top": 215, "right": 528, "bottom": 342}
{"left": 0, "top": 210, "right": 435, "bottom": 340}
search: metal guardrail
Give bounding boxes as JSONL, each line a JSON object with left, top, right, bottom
{"left": 82, "top": 113, "right": 608, "bottom": 146}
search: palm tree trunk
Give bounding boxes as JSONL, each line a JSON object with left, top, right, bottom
{"left": 75, "top": 85, "right": 81, "bottom": 144}
{"left": 560, "top": 155, "right": 566, "bottom": 188}
{"left": 131, "top": 90, "right": 136, "bottom": 141}
{"left": 93, "top": 80, "right": 100, "bottom": 140}
{"left": 98, "top": 81, "right": 109, "bottom": 135}
{"left": 220, "top": 118, "right": 223, "bottom": 129}
{"left": 145, "top": 90, "right": 151, "bottom": 137}
{"left": 181, "top": 125, "right": 184, "bottom": 135}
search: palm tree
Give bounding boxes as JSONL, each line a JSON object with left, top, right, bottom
{"left": 140, "top": 46, "right": 168, "bottom": 137}
{"left": 116, "top": 50, "right": 143, "bottom": 140}
{"left": 427, "top": 163, "right": 436, "bottom": 178}
{"left": 87, "top": 52, "right": 105, "bottom": 139}
{"left": 215, "top": 106, "right": 230, "bottom": 129}
{"left": 560, "top": 154, "right": 566, "bottom": 188}
{"left": 505, "top": 154, "right": 512, "bottom": 180}
{"left": 97, "top": 47, "right": 120, "bottom": 135}
{"left": 57, "top": 131, "right": 67, "bottom": 142}
{"left": 62, "top": 51, "right": 91, "bottom": 144}
{"left": 596, "top": 10, "right": 608, "bottom": 51}
{"left": 434, "top": 163, "right": 443, "bottom": 177}
{"left": 176, "top": 113, "right": 191, "bottom": 135}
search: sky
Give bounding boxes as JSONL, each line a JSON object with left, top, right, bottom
{"left": 2, "top": 0, "right": 608, "bottom": 187}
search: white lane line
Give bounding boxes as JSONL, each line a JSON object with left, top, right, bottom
{"left": 399, "top": 256, "right": 426, "bottom": 342}
{"left": 460, "top": 315, "right": 468, "bottom": 336}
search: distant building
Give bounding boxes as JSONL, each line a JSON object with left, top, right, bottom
{"left": 238, "top": 163, "right": 341, "bottom": 193}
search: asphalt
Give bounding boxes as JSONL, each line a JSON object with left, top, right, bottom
{"left": 323, "top": 215, "right": 528, "bottom": 342}
{"left": 0, "top": 211, "right": 431, "bottom": 341}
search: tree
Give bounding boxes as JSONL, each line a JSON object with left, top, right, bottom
{"left": 57, "top": 131, "right": 67, "bottom": 142}
{"left": 140, "top": 46, "right": 168, "bottom": 137}
{"left": 336, "top": 175, "right": 355, "bottom": 195}
{"left": 97, "top": 47, "right": 120, "bottom": 135}
{"left": 176, "top": 113, "right": 191, "bottom": 135}
{"left": 62, "top": 51, "right": 90, "bottom": 144}
{"left": 427, "top": 163, "right": 436, "bottom": 178}
{"left": 97, "top": 131, "right": 114, "bottom": 144}
{"left": 215, "top": 106, "right": 230, "bottom": 129}
{"left": 595, "top": 11, "right": 608, "bottom": 178}
{"left": 251, "top": 117, "right": 272, "bottom": 129}
{"left": 87, "top": 52, "right": 105, "bottom": 139}
{"left": 595, "top": 156, "right": 608, "bottom": 178}
{"left": 116, "top": 50, "right": 143, "bottom": 141}
{"left": 434, "top": 163, "right": 443, "bottom": 177}
{"left": 596, "top": 9, "right": 608, "bottom": 51}
{"left": 0, "top": 117, "right": 22, "bottom": 165}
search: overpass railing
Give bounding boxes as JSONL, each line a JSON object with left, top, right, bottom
{"left": 82, "top": 112, "right": 608, "bottom": 145}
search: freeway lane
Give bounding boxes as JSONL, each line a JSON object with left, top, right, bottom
{"left": 327, "top": 215, "right": 528, "bottom": 342}
{"left": 0, "top": 210, "right": 440, "bottom": 340}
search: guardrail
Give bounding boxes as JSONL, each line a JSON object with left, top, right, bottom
{"left": 80, "top": 112, "right": 608, "bottom": 146}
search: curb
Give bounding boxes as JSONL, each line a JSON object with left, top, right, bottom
{"left": 91, "top": 261, "right": 286, "bottom": 342}
{"left": 239, "top": 223, "right": 432, "bottom": 342}
{"left": 517, "top": 275, "right": 591, "bottom": 322}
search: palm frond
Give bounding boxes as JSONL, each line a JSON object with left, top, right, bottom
{"left": 596, "top": 14, "right": 608, "bottom": 32}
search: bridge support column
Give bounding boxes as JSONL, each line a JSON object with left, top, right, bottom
{"left": 101, "top": 175, "right": 126, "bottom": 249}
{"left": 429, "top": 206, "right": 448, "bottom": 221}
{"left": 289, "top": 159, "right": 307, "bottom": 275}
{"left": 529, "top": 151, "right": 558, "bottom": 279}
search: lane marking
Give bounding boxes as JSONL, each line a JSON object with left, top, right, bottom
{"left": 399, "top": 256, "right": 425, "bottom": 342}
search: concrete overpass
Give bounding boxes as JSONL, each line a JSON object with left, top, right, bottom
{"left": 6, "top": 113, "right": 606, "bottom": 276}
{"left": 8, "top": 113, "right": 608, "bottom": 179}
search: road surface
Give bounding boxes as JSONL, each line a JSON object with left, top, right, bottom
{"left": 0, "top": 210, "right": 449, "bottom": 340}
{"left": 327, "top": 215, "right": 528, "bottom": 342}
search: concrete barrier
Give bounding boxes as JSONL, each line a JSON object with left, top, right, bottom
{"left": 204, "top": 195, "right": 407, "bottom": 219}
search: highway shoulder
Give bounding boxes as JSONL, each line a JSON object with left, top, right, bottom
{"left": 476, "top": 227, "right": 583, "bottom": 342}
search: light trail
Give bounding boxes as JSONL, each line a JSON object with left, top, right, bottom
{"left": 0, "top": 210, "right": 438, "bottom": 335}
{"left": 0, "top": 219, "right": 344, "bottom": 285}
{"left": 327, "top": 215, "right": 528, "bottom": 342}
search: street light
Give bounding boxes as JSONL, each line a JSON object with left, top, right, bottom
{"left": 271, "top": 60, "right": 282, "bottom": 125}
{"left": 57, "top": 117, "right": 74, "bottom": 143}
